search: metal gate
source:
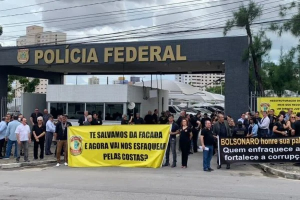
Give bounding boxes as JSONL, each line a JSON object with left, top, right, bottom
{"left": 0, "top": 97, "right": 22, "bottom": 118}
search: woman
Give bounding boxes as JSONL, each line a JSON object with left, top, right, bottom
{"left": 179, "top": 119, "right": 193, "bottom": 168}
{"left": 273, "top": 114, "right": 289, "bottom": 138}
{"left": 246, "top": 118, "right": 258, "bottom": 138}
{"left": 286, "top": 114, "right": 296, "bottom": 136}
{"left": 121, "top": 114, "right": 133, "bottom": 125}
{"left": 32, "top": 116, "right": 46, "bottom": 160}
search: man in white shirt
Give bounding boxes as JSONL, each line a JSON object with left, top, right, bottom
{"left": 258, "top": 111, "right": 270, "bottom": 138}
{"left": 238, "top": 114, "right": 245, "bottom": 124}
{"left": 45, "top": 115, "right": 55, "bottom": 155}
{"left": 15, "top": 118, "right": 31, "bottom": 162}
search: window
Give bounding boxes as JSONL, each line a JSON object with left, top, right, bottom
{"left": 127, "top": 103, "right": 141, "bottom": 118}
{"left": 68, "top": 103, "right": 85, "bottom": 119}
{"left": 105, "top": 104, "right": 123, "bottom": 120}
{"left": 50, "top": 103, "right": 66, "bottom": 119}
{"left": 86, "top": 103, "right": 104, "bottom": 120}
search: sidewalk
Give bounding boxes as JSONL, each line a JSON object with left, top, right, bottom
{"left": 0, "top": 143, "right": 57, "bottom": 169}
{"left": 259, "top": 163, "right": 300, "bottom": 180}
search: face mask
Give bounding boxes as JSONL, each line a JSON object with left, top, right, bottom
{"left": 245, "top": 115, "right": 248, "bottom": 119}
{"left": 18, "top": 118, "right": 21, "bottom": 121}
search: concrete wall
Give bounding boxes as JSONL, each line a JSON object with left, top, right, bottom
{"left": 46, "top": 85, "right": 169, "bottom": 118}
{"left": 47, "top": 85, "right": 128, "bottom": 103}
{"left": 21, "top": 93, "right": 46, "bottom": 128}
{"left": 127, "top": 85, "right": 169, "bottom": 117}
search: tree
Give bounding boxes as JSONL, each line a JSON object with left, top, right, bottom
{"left": 0, "top": 25, "right": 2, "bottom": 36}
{"left": 270, "top": 1, "right": 300, "bottom": 62}
{"left": 206, "top": 82, "right": 225, "bottom": 95}
{"left": 224, "top": 1, "right": 270, "bottom": 96}
{"left": 7, "top": 76, "right": 40, "bottom": 102}
{"left": 261, "top": 49, "right": 300, "bottom": 96}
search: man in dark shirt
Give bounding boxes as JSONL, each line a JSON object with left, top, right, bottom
{"left": 201, "top": 113, "right": 211, "bottom": 128}
{"left": 163, "top": 115, "right": 179, "bottom": 168}
{"left": 30, "top": 108, "right": 43, "bottom": 126}
{"left": 133, "top": 113, "right": 144, "bottom": 124}
{"left": 144, "top": 111, "right": 154, "bottom": 124}
{"left": 176, "top": 111, "right": 186, "bottom": 126}
{"left": 294, "top": 113, "right": 300, "bottom": 136}
{"left": 201, "top": 120, "right": 216, "bottom": 172}
{"left": 191, "top": 113, "right": 201, "bottom": 153}
{"left": 153, "top": 109, "right": 159, "bottom": 124}
{"left": 78, "top": 111, "right": 88, "bottom": 126}
{"left": 159, "top": 111, "right": 168, "bottom": 124}
{"left": 54, "top": 114, "right": 72, "bottom": 167}
{"left": 91, "top": 113, "right": 102, "bottom": 125}
{"left": 255, "top": 111, "right": 262, "bottom": 124}
{"left": 213, "top": 114, "right": 231, "bottom": 169}
{"left": 268, "top": 109, "right": 275, "bottom": 137}
{"left": 232, "top": 121, "right": 247, "bottom": 138}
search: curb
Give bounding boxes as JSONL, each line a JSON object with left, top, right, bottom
{"left": 0, "top": 160, "right": 56, "bottom": 169}
{"left": 259, "top": 164, "right": 300, "bottom": 180}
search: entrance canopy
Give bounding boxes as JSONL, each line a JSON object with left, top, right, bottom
{"left": 0, "top": 36, "right": 249, "bottom": 120}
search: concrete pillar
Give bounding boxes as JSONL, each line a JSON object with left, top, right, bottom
{"left": 0, "top": 72, "right": 8, "bottom": 98}
{"left": 225, "top": 59, "right": 249, "bottom": 121}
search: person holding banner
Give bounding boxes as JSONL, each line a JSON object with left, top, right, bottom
{"left": 213, "top": 114, "right": 231, "bottom": 169}
{"left": 54, "top": 115, "right": 72, "bottom": 167}
{"left": 163, "top": 115, "right": 179, "bottom": 168}
{"left": 201, "top": 120, "right": 216, "bottom": 172}
{"left": 179, "top": 119, "right": 192, "bottom": 168}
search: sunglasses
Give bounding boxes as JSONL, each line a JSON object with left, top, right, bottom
{"left": 37, "top": 120, "right": 42, "bottom": 121}
{"left": 291, "top": 117, "right": 295, "bottom": 119}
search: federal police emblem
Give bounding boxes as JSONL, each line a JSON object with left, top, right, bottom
{"left": 17, "top": 49, "right": 29, "bottom": 64}
{"left": 70, "top": 136, "right": 83, "bottom": 156}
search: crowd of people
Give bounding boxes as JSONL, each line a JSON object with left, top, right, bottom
{"left": 117, "top": 108, "right": 300, "bottom": 172}
{"left": 0, "top": 107, "right": 299, "bottom": 171}
{"left": 0, "top": 108, "right": 71, "bottom": 167}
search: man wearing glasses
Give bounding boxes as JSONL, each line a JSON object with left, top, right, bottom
{"left": 30, "top": 108, "right": 43, "bottom": 126}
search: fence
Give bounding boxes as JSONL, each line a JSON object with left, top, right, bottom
{"left": 249, "top": 91, "right": 300, "bottom": 112}
{"left": 0, "top": 97, "right": 22, "bottom": 118}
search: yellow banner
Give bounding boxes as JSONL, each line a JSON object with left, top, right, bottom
{"left": 68, "top": 125, "right": 170, "bottom": 168}
{"left": 257, "top": 97, "right": 300, "bottom": 115}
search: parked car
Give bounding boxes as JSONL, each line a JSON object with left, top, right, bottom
{"left": 168, "top": 105, "right": 181, "bottom": 120}
{"left": 212, "top": 106, "right": 224, "bottom": 111}
{"left": 199, "top": 106, "right": 221, "bottom": 113}
{"left": 193, "top": 107, "right": 212, "bottom": 117}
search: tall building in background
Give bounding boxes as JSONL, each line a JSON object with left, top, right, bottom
{"left": 175, "top": 73, "right": 225, "bottom": 91}
{"left": 130, "top": 76, "right": 140, "bottom": 84}
{"left": 88, "top": 76, "right": 100, "bottom": 85}
{"left": 113, "top": 77, "right": 129, "bottom": 84}
{"left": 15, "top": 26, "right": 67, "bottom": 97}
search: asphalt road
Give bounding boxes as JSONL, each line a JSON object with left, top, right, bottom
{"left": 0, "top": 153, "right": 299, "bottom": 200}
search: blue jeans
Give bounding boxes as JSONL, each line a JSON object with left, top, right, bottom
{"left": 203, "top": 145, "right": 213, "bottom": 170}
{"left": 5, "top": 139, "right": 18, "bottom": 158}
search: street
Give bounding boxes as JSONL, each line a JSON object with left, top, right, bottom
{"left": 0, "top": 153, "right": 298, "bottom": 200}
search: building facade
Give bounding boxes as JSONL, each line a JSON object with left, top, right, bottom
{"left": 88, "top": 76, "right": 100, "bottom": 85}
{"left": 46, "top": 85, "right": 168, "bottom": 121}
{"left": 175, "top": 73, "right": 225, "bottom": 91}
{"left": 15, "top": 25, "right": 67, "bottom": 97}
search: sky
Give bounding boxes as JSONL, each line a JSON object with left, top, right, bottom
{"left": 0, "top": 0, "right": 298, "bottom": 84}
